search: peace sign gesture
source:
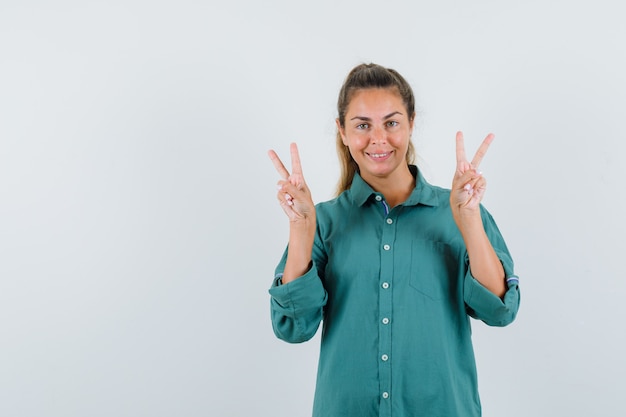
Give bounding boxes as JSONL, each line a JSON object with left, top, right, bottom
{"left": 450, "top": 131, "right": 494, "bottom": 215}
{"left": 268, "top": 143, "right": 316, "bottom": 223}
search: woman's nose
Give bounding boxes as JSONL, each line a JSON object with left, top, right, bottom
{"left": 370, "top": 125, "right": 387, "bottom": 144}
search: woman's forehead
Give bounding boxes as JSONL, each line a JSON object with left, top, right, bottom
{"left": 346, "top": 88, "right": 405, "bottom": 115}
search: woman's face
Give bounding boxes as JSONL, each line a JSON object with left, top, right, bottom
{"left": 338, "top": 87, "right": 414, "bottom": 183}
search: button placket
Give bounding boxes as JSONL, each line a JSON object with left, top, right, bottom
{"left": 378, "top": 197, "right": 394, "bottom": 413}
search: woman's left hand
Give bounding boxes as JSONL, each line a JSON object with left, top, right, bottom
{"left": 450, "top": 131, "right": 494, "bottom": 217}
{"left": 451, "top": 131, "right": 506, "bottom": 297}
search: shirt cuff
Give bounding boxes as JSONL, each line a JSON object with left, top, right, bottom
{"left": 464, "top": 268, "right": 520, "bottom": 327}
{"left": 268, "top": 264, "right": 327, "bottom": 311}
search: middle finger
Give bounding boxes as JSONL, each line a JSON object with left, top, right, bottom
{"left": 268, "top": 150, "right": 290, "bottom": 180}
{"left": 470, "top": 133, "right": 495, "bottom": 169}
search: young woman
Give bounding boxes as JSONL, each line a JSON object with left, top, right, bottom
{"left": 268, "top": 63, "right": 520, "bottom": 417}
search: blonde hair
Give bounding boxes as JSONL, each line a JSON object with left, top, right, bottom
{"left": 335, "top": 63, "right": 416, "bottom": 196}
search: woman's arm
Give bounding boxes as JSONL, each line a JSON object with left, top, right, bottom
{"left": 268, "top": 142, "right": 316, "bottom": 283}
{"left": 454, "top": 210, "right": 506, "bottom": 297}
{"left": 450, "top": 132, "right": 506, "bottom": 298}
{"left": 268, "top": 143, "right": 327, "bottom": 342}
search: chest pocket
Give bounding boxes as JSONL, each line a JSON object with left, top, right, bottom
{"left": 409, "top": 239, "right": 455, "bottom": 301}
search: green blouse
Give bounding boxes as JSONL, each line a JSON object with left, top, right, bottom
{"left": 269, "top": 166, "right": 520, "bottom": 417}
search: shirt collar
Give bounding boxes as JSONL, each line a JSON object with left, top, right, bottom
{"left": 350, "top": 165, "right": 440, "bottom": 208}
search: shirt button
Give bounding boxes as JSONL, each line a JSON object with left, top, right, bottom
{"left": 382, "top": 392, "right": 389, "bottom": 399}
{"left": 382, "top": 317, "right": 390, "bottom": 324}
{"left": 383, "top": 244, "right": 391, "bottom": 251}
{"left": 386, "top": 218, "right": 393, "bottom": 224}
{"left": 381, "top": 354, "right": 389, "bottom": 361}
{"left": 382, "top": 282, "right": 389, "bottom": 289}
{"left": 375, "top": 195, "right": 382, "bottom": 201}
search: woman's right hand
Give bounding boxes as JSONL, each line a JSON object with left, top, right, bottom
{"left": 268, "top": 143, "right": 315, "bottom": 224}
{"left": 268, "top": 143, "right": 316, "bottom": 283}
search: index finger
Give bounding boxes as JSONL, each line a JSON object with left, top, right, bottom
{"left": 470, "top": 133, "right": 495, "bottom": 169}
{"left": 455, "top": 131, "right": 468, "bottom": 166}
{"left": 268, "top": 149, "right": 290, "bottom": 180}
{"left": 289, "top": 143, "right": 304, "bottom": 176}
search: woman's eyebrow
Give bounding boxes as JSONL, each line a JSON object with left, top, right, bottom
{"left": 383, "top": 111, "right": 403, "bottom": 119}
{"left": 350, "top": 111, "right": 403, "bottom": 121}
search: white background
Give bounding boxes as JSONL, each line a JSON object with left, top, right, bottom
{"left": 1, "top": 1, "right": 625, "bottom": 416}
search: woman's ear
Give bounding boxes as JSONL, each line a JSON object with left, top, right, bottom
{"left": 336, "top": 118, "right": 347, "bottom": 145}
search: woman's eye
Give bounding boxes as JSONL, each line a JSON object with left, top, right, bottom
{"left": 386, "top": 121, "right": 398, "bottom": 127}
{"left": 356, "top": 123, "right": 369, "bottom": 129}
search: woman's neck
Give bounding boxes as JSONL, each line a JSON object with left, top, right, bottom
{"left": 362, "top": 165, "right": 416, "bottom": 208}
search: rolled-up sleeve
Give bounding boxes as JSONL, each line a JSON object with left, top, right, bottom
{"left": 463, "top": 209, "right": 521, "bottom": 327}
{"left": 269, "top": 254, "right": 328, "bottom": 343}
{"left": 464, "top": 259, "right": 520, "bottom": 326}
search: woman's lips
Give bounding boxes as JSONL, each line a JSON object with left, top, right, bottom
{"left": 367, "top": 150, "right": 393, "bottom": 161}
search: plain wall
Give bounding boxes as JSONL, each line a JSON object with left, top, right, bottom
{"left": 1, "top": 1, "right": 625, "bottom": 416}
